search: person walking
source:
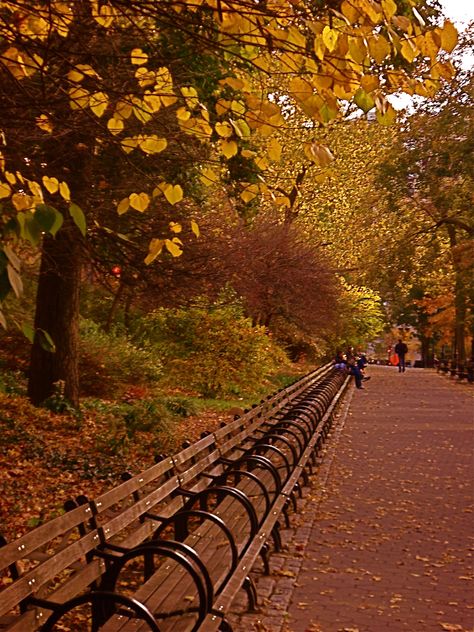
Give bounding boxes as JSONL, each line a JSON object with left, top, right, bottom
{"left": 394, "top": 338, "right": 408, "bottom": 373}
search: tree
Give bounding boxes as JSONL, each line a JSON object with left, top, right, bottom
{"left": 377, "top": 63, "right": 473, "bottom": 361}
{"left": 0, "top": 0, "right": 459, "bottom": 404}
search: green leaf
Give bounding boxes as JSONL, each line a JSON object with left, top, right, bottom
{"left": 36, "top": 328, "right": 56, "bottom": 353}
{"left": 354, "top": 88, "right": 375, "bottom": 113}
{"left": 24, "top": 213, "right": 42, "bottom": 246}
{"left": 69, "top": 203, "right": 86, "bottom": 236}
{"left": 35, "top": 204, "right": 63, "bottom": 236}
{"left": 21, "top": 322, "right": 35, "bottom": 343}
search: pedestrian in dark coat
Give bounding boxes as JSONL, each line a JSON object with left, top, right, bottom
{"left": 394, "top": 339, "right": 408, "bottom": 373}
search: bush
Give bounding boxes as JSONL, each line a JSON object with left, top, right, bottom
{"left": 81, "top": 397, "right": 179, "bottom": 455}
{"left": 137, "top": 302, "right": 289, "bottom": 398}
{"left": 79, "top": 319, "right": 162, "bottom": 397}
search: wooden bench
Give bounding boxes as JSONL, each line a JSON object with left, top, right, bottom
{"left": 437, "top": 358, "right": 474, "bottom": 383}
{"left": 0, "top": 364, "right": 350, "bottom": 631}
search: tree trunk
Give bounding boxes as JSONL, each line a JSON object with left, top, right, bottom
{"left": 105, "top": 280, "right": 126, "bottom": 334}
{"left": 447, "top": 226, "right": 467, "bottom": 363}
{"left": 28, "top": 220, "right": 83, "bottom": 406}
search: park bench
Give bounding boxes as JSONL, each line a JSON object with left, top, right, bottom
{"left": 436, "top": 357, "right": 474, "bottom": 383}
{"left": 0, "top": 363, "right": 350, "bottom": 631}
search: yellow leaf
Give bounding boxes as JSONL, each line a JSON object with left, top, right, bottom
{"left": 121, "top": 137, "right": 138, "bottom": 153}
{"left": 400, "top": 39, "right": 418, "bottom": 63}
{"left": 348, "top": 37, "right": 367, "bottom": 64}
{"left": 169, "top": 221, "right": 182, "bottom": 233}
{"left": 42, "top": 176, "right": 59, "bottom": 194}
{"left": 139, "top": 135, "right": 168, "bottom": 154}
{"left": 241, "top": 149, "right": 256, "bottom": 159}
{"left": 290, "top": 77, "right": 314, "bottom": 102}
{"left": 144, "top": 238, "right": 164, "bottom": 265}
{"left": 160, "top": 93, "right": 178, "bottom": 108}
{"left": 191, "top": 220, "right": 200, "bottom": 237}
{"left": 36, "top": 114, "right": 53, "bottom": 133}
{"left": 381, "top": 0, "right": 397, "bottom": 19}
{"left": 135, "top": 66, "right": 155, "bottom": 87}
{"left": 392, "top": 15, "right": 412, "bottom": 33}
{"left": 176, "top": 107, "right": 191, "bottom": 121}
{"left": 107, "top": 117, "right": 124, "bottom": 135}
{"left": 439, "top": 20, "right": 458, "bottom": 53}
{"left": 423, "top": 31, "right": 440, "bottom": 61}
{"left": 164, "top": 184, "right": 183, "bottom": 205}
{"left": 274, "top": 195, "right": 290, "bottom": 207}
{"left": 199, "top": 168, "right": 219, "bottom": 186}
{"left": 240, "top": 184, "right": 259, "bottom": 203}
{"left": 117, "top": 197, "right": 130, "bottom": 215}
{"left": 216, "top": 99, "right": 231, "bottom": 117}
{"left": 314, "top": 35, "right": 325, "bottom": 60}
{"left": 28, "top": 180, "right": 43, "bottom": 201}
{"left": 341, "top": 0, "right": 360, "bottom": 23}
{"left": 181, "top": 86, "right": 199, "bottom": 109}
{"left": 165, "top": 238, "right": 183, "bottom": 257}
{"left": 115, "top": 100, "right": 133, "bottom": 120}
{"left": 322, "top": 26, "right": 338, "bottom": 52}
{"left": 376, "top": 103, "right": 397, "bottom": 125}
{"left": 69, "top": 86, "right": 90, "bottom": 110}
{"left": 12, "top": 193, "right": 33, "bottom": 211}
{"left": 131, "top": 48, "right": 148, "bottom": 65}
{"left": 5, "top": 172, "right": 16, "bottom": 185}
{"left": 94, "top": 3, "right": 115, "bottom": 28}
{"left": 129, "top": 192, "right": 150, "bottom": 212}
{"left": 220, "top": 140, "right": 238, "bottom": 159}
{"left": 360, "top": 75, "right": 379, "bottom": 93}
{"left": 141, "top": 92, "right": 160, "bottom": 113}
{"left": 59, "top": 181, "right": 71, "bottom": 201}
{"left": 230, "top": 100, "right": 246, "bottom": 115}
{"left": 215, "top": 122, "right": 233, "bottom": 138}
{"left": 90, "top": 92, "right": 109, "bottom": 117}
{"left": 230, "top": 119, "right": 250, "bottom": 138}
{"left": 255, "top": 156, "right": 268, "bottom": 170}
{"left": 68, "top": 68, "right": 85, "bottom": 82}
{"left": 368, "top": 35, "right": 391, "bottom": 64}
{"left": 0, "top": 182, "right": 12, "bottom": 199}
{"left": 268, "top": 138, "right": 282, "bottom": 162}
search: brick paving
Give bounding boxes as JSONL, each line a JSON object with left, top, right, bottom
{"left": 226, "top": 366, "right": 474, "bottom": 632}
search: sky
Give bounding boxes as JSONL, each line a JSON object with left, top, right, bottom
{"left": 439, "top": 0, "right": 474, "bottom": 26}
{"left": 389, "top": 0, "right": 473, "bottom": 109}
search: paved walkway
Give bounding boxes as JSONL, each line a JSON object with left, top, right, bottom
{"left": 229, "top": 366, "right": 474, "bottom": 632}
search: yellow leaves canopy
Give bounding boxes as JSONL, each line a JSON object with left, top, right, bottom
{"left": 0, "top": 0, "right": 460, "bottom": 279}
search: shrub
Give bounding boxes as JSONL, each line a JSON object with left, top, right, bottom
{"left": 79, "top": 319, "right": 162, "bottom": 397}
{"left": 137, "top": 302, "right": 289, "bottom": 398}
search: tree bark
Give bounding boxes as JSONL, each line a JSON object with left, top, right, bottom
{"left": 447, "top": 226, "right": 467, "bottom": 363}
{"left": 28, "top": 220, "right": 83, "bottom": 406}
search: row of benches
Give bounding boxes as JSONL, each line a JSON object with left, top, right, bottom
{"left": 0, "top": 363, "right": 350, "bottom": 631}
{"left": 436, "top": 358, "right": 474, "bottom": 383}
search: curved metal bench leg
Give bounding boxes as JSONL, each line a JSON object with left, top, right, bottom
{"left": 260, "top": 542, "right": 270, "bottom": 575}
{"left": 40, "top": 591, "right": 160, "bottom": 632}
{"left": 271, "top": 522, "right": 282, "bottom": 552}
{"left": 243, "top": 575, "right": 258, "bottom": 612}
{"left": 219, "top": 618, "right": 234, "bottom": 631}
{"left": 283, "top": 499, "right": 291, "bottom": 529}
